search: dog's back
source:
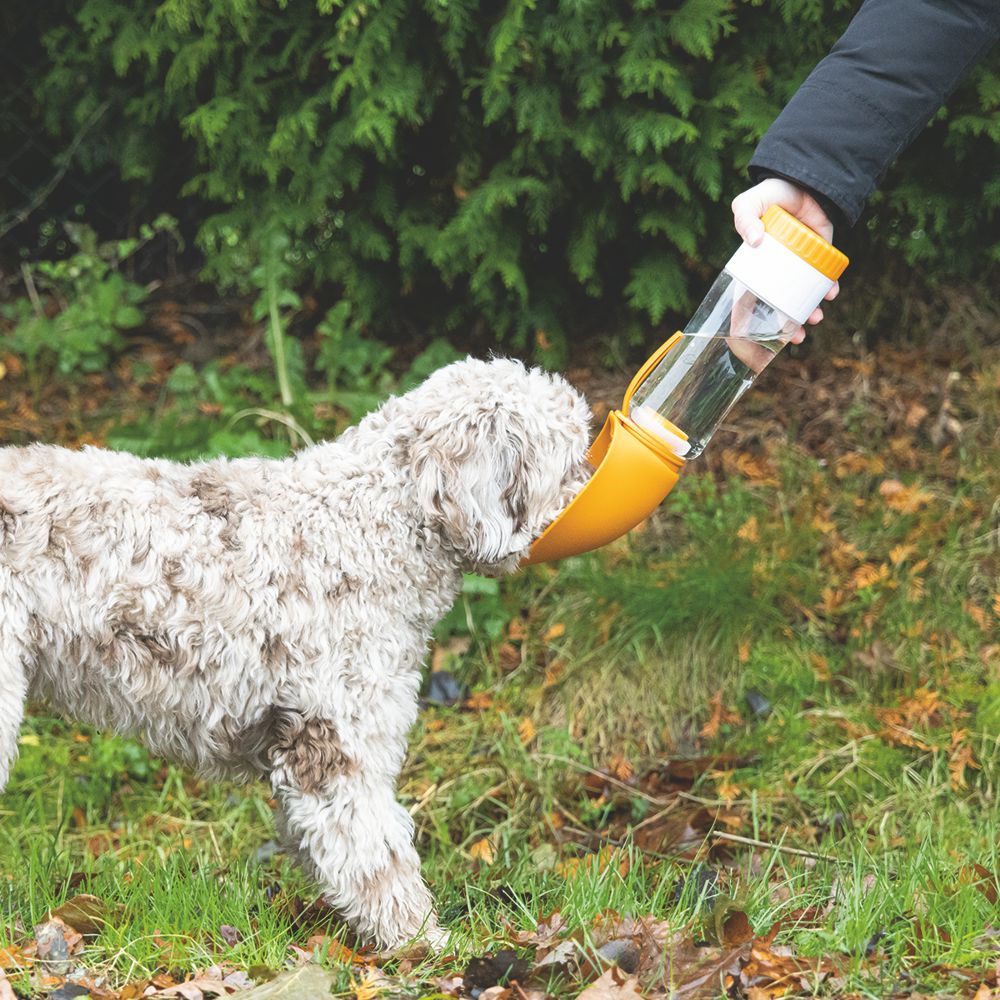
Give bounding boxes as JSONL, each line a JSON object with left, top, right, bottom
{"left": 0, "top": 443, "right": 326, "bottom": 775}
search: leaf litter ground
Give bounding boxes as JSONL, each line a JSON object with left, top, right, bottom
{"left": 0, "top": 311, "right": 998, "bottom": 999}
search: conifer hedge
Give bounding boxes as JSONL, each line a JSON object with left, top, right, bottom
{"left": 36, "top": 0, "right": 1000, "bottom": 350}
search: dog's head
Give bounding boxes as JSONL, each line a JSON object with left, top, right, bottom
{"left": 399, "top": 357, "right": 591, "bottom": 575}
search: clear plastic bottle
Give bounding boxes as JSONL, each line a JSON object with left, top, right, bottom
{"left": 628, "top": 207, "right": 849, "bottom": 459}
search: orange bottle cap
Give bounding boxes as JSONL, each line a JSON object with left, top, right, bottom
{"left": 762, "top": 205, "right": 849, "bottom": 281}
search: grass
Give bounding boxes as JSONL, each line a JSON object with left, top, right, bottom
{"left": 0, "top": 333, "right": 998, "bottom": 997}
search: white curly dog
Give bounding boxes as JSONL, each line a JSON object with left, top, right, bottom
{"left": 0, "top": 357, "right": 591, "bottom": 949}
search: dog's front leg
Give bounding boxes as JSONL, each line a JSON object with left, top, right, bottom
{"left": 0, "top": 621, "right": 29, "bottom": 793}
{"left": 268, "top": 713, "right": 440, "bottom": 950}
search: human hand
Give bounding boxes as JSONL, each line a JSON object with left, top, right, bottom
{"left": 731, "top": 177, "right": 839, "bottom": 334}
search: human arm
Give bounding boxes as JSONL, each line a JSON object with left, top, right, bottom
{"left": 747, "top": 0, "right": 1000, "bottom": 228}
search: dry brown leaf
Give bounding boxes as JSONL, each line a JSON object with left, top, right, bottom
{"left": 948, "top": 729, "right": 980, "bottom": 790}
{"left": 575, "top": 967, "right": 643, "bottom": 1000}
{"left": 878, "top": 478, "right": 932, "bottom": 514}
{"left": 353, "top": 971, "right": 384, "bottom": 1000}
{"left": 737, "top": 517, "right": 759, "bottom": 543}
{"left": 700, "top": 691, "right": 741, "bottom": 740}
{"left": 835, "top": 451, "right": 885, "bottom": 477}
{"left": 712, "top": 771, "right": 742, "bottom": 805}
{"left": 544, "top": 622, "right": 566, "bottom": 642}
{"left": 50, "top": 893, "right": 111, "bottom": 937}
{"left": 850, "top": 562, "right": 890, "bottom": 590}
{"left": 497, "top": 642, "right": 522, "bottom": 672}
{"left": 543, "top": 659, "right": 565, "bottom": 688}
{"left": 608, "top": 754, "right": 634, "bottom": 782}
{"left": 557, "top": 846, "right": 629, "bottom": 880}
{"left": 965, "top": 601, "right": 990, "bottom": 631}
{"left": 469, "top": 838, "right": 495, "bottom": 865}
{"left": 507, "top": 618, "right": 528, "bottom": 641}
{"left": 0, "top": 947, "right": 30, "bottom": 972}
{"left": 889, "top": 544, "right": 916, "bottom": 565}
{"left": 809, "top": 653, "right": 831, "bottom": 682}
{"left": 518, "top": 718, "right": 537, "bottom": 746}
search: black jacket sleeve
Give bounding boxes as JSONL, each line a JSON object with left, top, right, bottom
{"left": 748, "top": 0, "right": 1000, "bottom": 226}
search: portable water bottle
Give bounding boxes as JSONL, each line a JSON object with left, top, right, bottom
{"left": 525, "top": 206, "right": 849, "bottom": 564}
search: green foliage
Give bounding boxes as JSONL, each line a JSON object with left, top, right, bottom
{"left": 32, "top": 1, "right": 999, "bottom": 354}
{"left": 1, "top": 218, "right": 176, "bottom": 377}
{"left": 107, "top": 326, "right": 464, "bottom": 461}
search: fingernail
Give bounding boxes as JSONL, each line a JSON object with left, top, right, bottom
{"left": 748, "top": 224, "right": 764, "bottom": 246}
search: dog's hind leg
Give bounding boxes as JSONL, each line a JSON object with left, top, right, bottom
{"left": 269, "top": 714, "right": 440, "bottom": 950}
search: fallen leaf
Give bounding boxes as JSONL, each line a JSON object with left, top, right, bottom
{"left": 463, "top": 950, "right": 530, "bottom": 993}
{"left": 219, "top": 925, "right": 242, "bottom": 947}
{"left": 49, "top": 895, "right": 110, "bottom": 939}
{"left": 353, "top": 971, "right": 384, "bottom": 1000}
{"left": 700, "top": 691, "right": 741, "bottom": 740}
{"left": 965, "top": 601, "right": 990, "bottom": 631}
{"left": 556, "top": 846, "right": 629, "bottom": 880}
{"left": 654, "top": 936, "right": 747, "bottom": 999}
{"left": 518, "top": 718, "right": 537, "bottom": 746}
{"left": 469, "top": 838, "right": 495, "bottom": 865}
{"left": 0, "top": 947, "right": 30, "bottom": 972}
{"left": 575, "top": 967, "right": 643, "bottom": 1000}
{"left": 850, "top": 562, "right": 890, "bottom": 590}
{"left": 889, "top": 544, "right": 916, "bottom": 565}
{"left": 498, "top": 642, "right": 521, "bottom": 672}
{"left": 544, "top": 623, "right": 566, "bottom": 642}
{"left": 542, "top": 659, "right": 565, "bottom": 688}
{"left": 34, "top": 918, "right": 80, "bottom": 975}
{"left": 948, "top": 729, "right": 980, "bottom": 790}
{"left": 959, "top": 863, "right": 999, "bottom": 906}
{"left": 608, "top": 754, "right": 634, "bottom": 782}
{"left": 237, "top": 965, "right": 341, "bottom": 998}
{"left": 878, "top": 478, "right": 932, "bottom": 514}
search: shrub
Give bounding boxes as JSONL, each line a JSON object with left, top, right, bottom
{"left": 1, "top": 217, "right": 176, "bottom": 378}
{"left": 32, "top": 0, "right": 1000, "bottom": 354}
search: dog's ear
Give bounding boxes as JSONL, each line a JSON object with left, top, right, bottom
{"left": 408, "top": 404, "right": 532, "bottom": 571}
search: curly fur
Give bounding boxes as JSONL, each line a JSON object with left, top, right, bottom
{"left": 0, "top": 357, "right": 591, "bottom": 949}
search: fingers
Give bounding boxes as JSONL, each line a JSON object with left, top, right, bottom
{"left": 732, "top": 190, "right": 767, "bottom": 247}
{"left": 806, "top": 307, "right": 824, "bottom": 326}
{"left": 824, "top": 281, "right": 840, "bottom": 302}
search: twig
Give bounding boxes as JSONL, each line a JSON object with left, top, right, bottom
{"left": 534, "top": 753, "right": 672, "bottom": 805}
{"left": 0, "top": 100, "right": 111, "bottom": 241}
{"left": 558, "top": 821, "right": 679, "bottom": 864}
{"left": 629, "top": 798, "right": 683, "bottom": 832}
{"left": 19, "top": 263, "right": 43, "bottom": 317}
{"left": 709, "top": 831, "right": 838, "bottom": 865}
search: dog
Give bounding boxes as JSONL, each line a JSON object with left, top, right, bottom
{"left": 0, "top": 357, "right": 591, "bottom": 949}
